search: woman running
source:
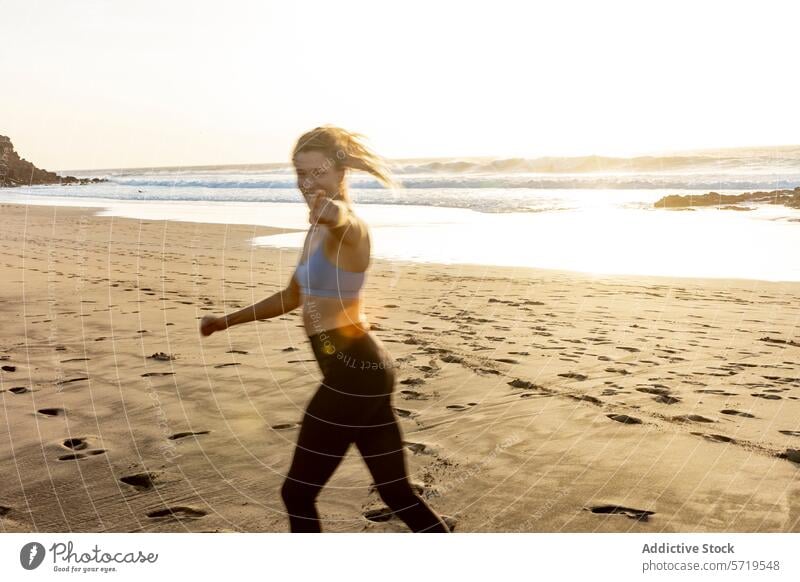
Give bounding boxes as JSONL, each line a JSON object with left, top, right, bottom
{"left": 199, "top": 126, "right": 451, "bottom": 533}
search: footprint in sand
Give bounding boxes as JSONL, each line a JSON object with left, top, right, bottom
{"left": 558, "top": 372, "right": 588, "bottom": 381}
{"left": 696, "top": 389, "right": 738, "bottom": 396}
{"left": 400, "top": 390, "right": 430, "bottom": 401}
{"left": 56, "top": 377, "right": 89, "bottom": 387}
{"left": 636, "top": 387, "right": 670, "bottom": 396}
{"left": 605, "top": 367, "right": 630, "bottom": 375}
{"left": 213, "top": 362, "right": 240, "bottom": 368}
{"left": 720, "top": 409, "right": 756, "bottom": 418}
{"left": 616, "top": 347, "right": 641, "bottom": 353}
{"left": 759, "top": 337, "right": 800, "bottom": 347}
{"left": 394, "top": 407, "right": 418, "bottom": 418}
{"left": 57, "top": 449, "right": 107, "bottom": 461}
{"left": 446, "top": 404, "right": 471, "bottom": 411}
{"left": 404, "top": 441, "right": 436, "bottom": 456}
{"left": 751, "top": 393, "right": 782, "bottom": 400}
{"left": 400, "top": 377, "right": 425, "bottom": 386}
{"left": 607, "top": 414, "right": 642, "bottom": 425}
{"left": 567, "top": 394, "right": 603, "bottom": 406}
{"left": 270, "top": 423, "right": 299, "bottom": 431}
{"left": 777, "top": 449, "right": 800, "bottom": 464}
{"left": 671, "top": 414, "right": 716, "bottom": 423}
{"left": 654, "top": 395, "right": 681, "bottom": 404}
{"left": 168, "top": 430, "right": 211, "bottom": 440}
{"left": 635, "top": 387, "right": 681, "bottom": 405}
{"left": 141, "top": 372, "right": 175, "bottom": 377}
{"left": 63, "top": 437, "right": 92, "bottom": 451}
{"left": 8, "top": 387, "right": 32, "bottom": 394}
{"left": 226, "top": 349, "right": 248, "bottom": 355}
{"left": 38, "top": 407, "right": 66, "bottom": 417}
{"left": 120, "top": 472, "right": 160, "bottom": 491}
{"left": 147, "top": 507, "right": 206, "bottom": 520}
{"left": 507, "top": 379, "right": 543, "bottom": 390}
{"left": 690, "top": 432, "right": 736, "bottom": 443}
{"left": 587, "top": 504, "right": 654, "bottom": 522}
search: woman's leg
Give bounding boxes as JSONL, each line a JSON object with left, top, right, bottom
{"left": 355, "top": 399, "right": 451, "bottom": 532}
{"left": 281, "top": 385, "right": 354, "bottom": 532}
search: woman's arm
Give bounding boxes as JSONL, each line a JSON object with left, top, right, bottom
{"left": 200, "top": 274, "right": 301, "bottom": 336}
{"left": 224, "top": 279, "right": 300, "bottom": 328}
{"left": 310, "top": 189, "right": 368, "bottom": 248}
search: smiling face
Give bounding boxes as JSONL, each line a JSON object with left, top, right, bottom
{"left": 293, "top": 150, "right": 346, "bottom": 208}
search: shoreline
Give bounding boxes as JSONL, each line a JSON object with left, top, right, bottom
{"left": 1, "top": 201, "right": 797, "bottom": 289}
{"left": 1, "top": 201, "right": 798, "bottom": 533}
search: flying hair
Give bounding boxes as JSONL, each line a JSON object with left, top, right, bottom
{"left": 292, "top": 125, "right": 398, "bottom": 190}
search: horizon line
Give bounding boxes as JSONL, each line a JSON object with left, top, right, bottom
{"left": 54, "top": 143, "right": 800, "bottom": 174}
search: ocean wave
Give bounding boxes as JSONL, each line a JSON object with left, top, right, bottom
{"left": 65, "top": 146, "right": 800, "bottom": 179}
{"left": 391, "top": 153, "right": 800, "bottom": 175}
{"left": 108, "top": 175, "right": 800, "bottom": 191}
{"left": 14, "top": 184, "right": 582, "bottom": 214}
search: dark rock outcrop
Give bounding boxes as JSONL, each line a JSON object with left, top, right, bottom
{"left": 654, "top": 187, "right": 800, "bottom": 210}
{"left": 0, "top": 135, "right": 105, "bottom": 187}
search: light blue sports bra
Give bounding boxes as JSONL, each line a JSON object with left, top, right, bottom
{"left": 294, "top": 237, "right": 366, "bottom": 299}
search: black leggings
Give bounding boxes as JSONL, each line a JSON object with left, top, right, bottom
{"left": 280, "top": 323, "right": 450, "bottom": 532}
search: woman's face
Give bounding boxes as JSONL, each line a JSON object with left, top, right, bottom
{"left": 293, "top": 150, "right": 345, "bottom": 208}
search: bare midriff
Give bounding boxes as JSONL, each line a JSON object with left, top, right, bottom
{"left": 301, "top": 293, "right": 369, "bottom": 337}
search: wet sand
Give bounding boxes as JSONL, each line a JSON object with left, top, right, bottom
{"left": 1, "top": 202, "right": 798, "bottom": 532}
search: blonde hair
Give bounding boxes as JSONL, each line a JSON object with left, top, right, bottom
{"left": 292, "top": 125, "right": 397, "bottom": 189}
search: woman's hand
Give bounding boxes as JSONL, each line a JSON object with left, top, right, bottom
{"left": 199, "top": 315, "right": 226, "bottom": 337}
{"left": 309, "top": 189, "right": 347, "bottom": 228}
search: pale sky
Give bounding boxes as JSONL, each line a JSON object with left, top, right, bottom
{"left": 2, "top": 0, "right": 799, "bottom": 170}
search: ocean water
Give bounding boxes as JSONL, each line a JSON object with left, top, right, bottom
{"left": 2, "top": 149, "right": 799, "bottom": 282}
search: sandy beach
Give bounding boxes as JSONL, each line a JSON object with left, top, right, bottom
{"left": 1, "top": 201, "right": 798, "bottom": 533}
